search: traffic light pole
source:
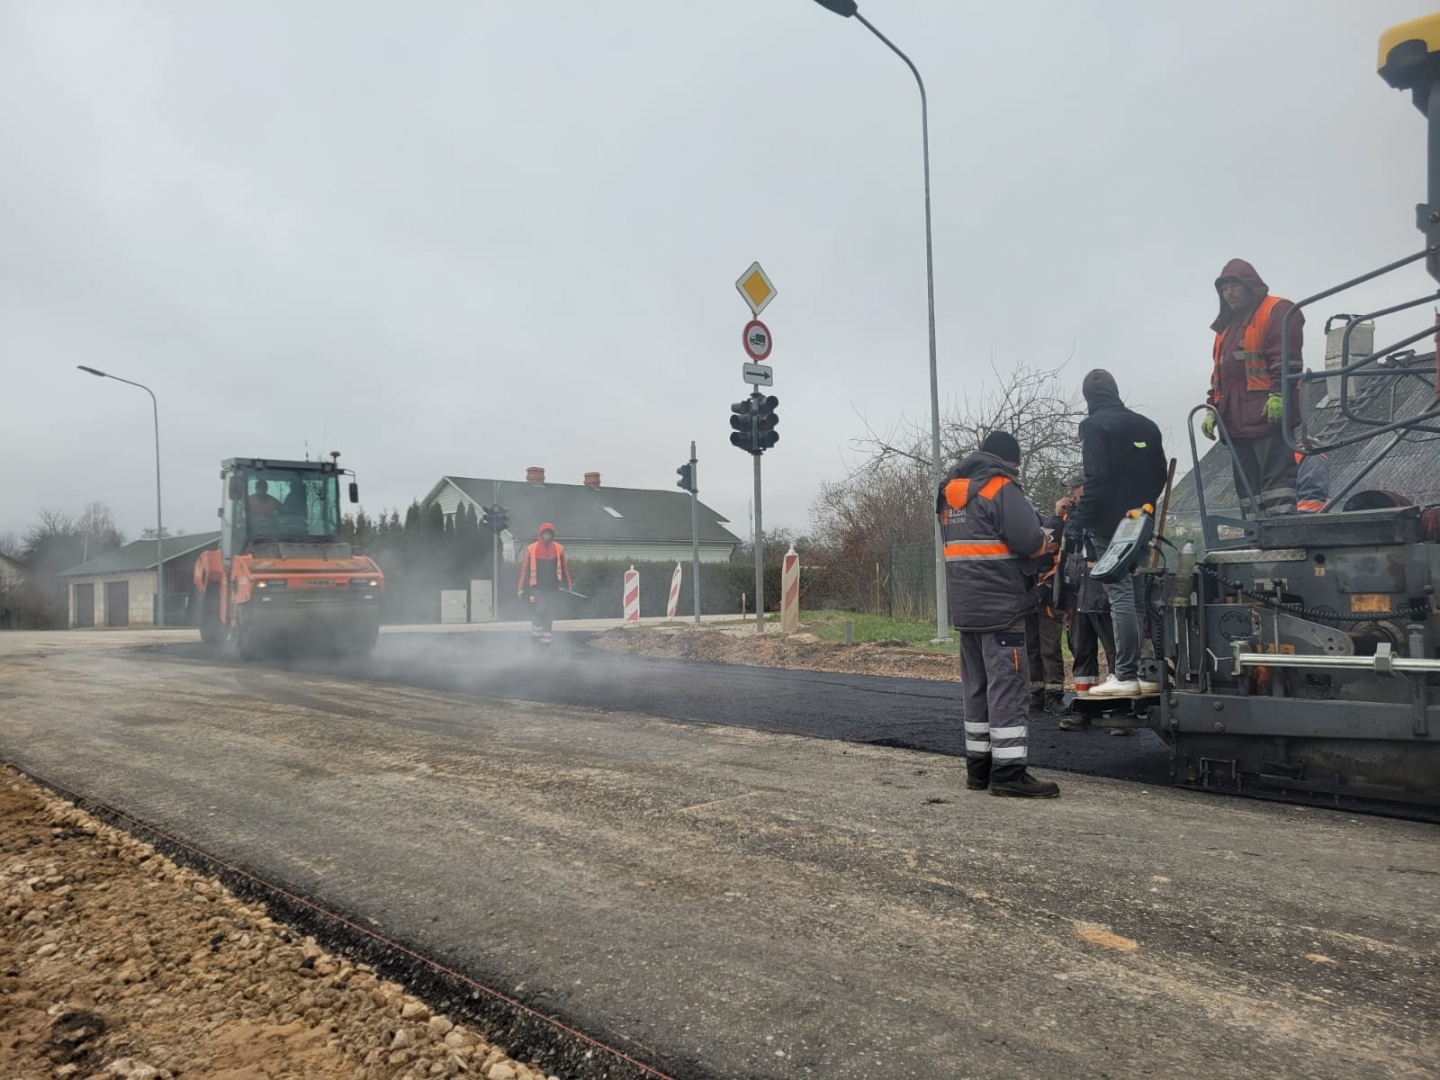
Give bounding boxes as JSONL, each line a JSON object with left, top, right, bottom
{"left": 753, "top": 451, "right": 764, "bottom": 633}
{"left": 491, "top": 481, "right": 501, "bottom": 623}
{"left": 690, "top": 442, "right": 701, "bottom": 625}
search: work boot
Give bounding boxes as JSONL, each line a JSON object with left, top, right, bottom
{"left": 1044, "top": 690, "right": 1066, "bottom": 715}
{"left": 966, "top": 763, "right": 990, "bottom": 791}
{"left": 1029, "top": 689, "right": 1046, "bottom": 712}
{"left": 990, "top": 772, "right": 1060, "bottom": 799}
{"left": 1057, "top": 715, "right": 1091, "bottom": 732}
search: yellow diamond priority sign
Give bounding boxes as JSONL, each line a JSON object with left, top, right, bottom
{"left": 735, "top": 261, "right": 776, "bottom": 316}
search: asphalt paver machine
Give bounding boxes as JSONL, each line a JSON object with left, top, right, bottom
{"left": 1073, "top": 16, "right": 1440, "bottom": 820}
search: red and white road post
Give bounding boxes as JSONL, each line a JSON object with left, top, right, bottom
{"left": 667, "top": 562, "right": 682, "bottom": 620}
{"left": 623, "top": 566, "right": 640, "bottom": 624}
{"left": 781, "top": 546, "right": 800, "bottom": 632}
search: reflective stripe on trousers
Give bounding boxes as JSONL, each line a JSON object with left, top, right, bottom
{"left": 958, "top": 625, "right": 1031, "bottom": 782}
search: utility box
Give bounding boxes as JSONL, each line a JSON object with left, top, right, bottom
{"left": 469, "top": 579, "right": 493, "bottom": 622}
{"left": 440, "top": 590, "right": 468, "bottom": 625}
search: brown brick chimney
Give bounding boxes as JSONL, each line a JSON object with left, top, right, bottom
{"left": 583, "top": 471, "right": 601, "bottom": 488}
{"left": 525, "top": 466, "right": 545, "bottom": 485}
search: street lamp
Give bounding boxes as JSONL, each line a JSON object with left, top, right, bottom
{"left": 809, "top": 0, "right": 948, "bottom": 642}
{"left": 77, "top": 366, "right": 166, "bottom": 628}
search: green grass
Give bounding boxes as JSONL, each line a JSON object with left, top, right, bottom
{"left": 797, "top": 610, "right": 959, "bottom": 652}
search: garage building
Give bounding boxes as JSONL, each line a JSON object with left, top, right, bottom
{"left": 60, "top": 532, "right": 219, "bottom": 629}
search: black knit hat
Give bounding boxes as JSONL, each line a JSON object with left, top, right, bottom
{"left": 980, "top": 430, "right": 1022, "bottom": 465}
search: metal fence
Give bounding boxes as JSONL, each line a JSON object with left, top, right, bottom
{"left": 886, "top": 541, "right": 939, "bottom": 622}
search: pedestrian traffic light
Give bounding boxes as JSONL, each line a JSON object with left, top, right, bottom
{"left": 480, "top": 506, "right": 494, "bottom": 534}
{"left": 730, "top": 398, "right": 756, "bottom": 454}
{"left": 755, "top": 394, "right": 779, "bottom": 452}
{"left": 676, "top": 463, "right": 695, "bottom": 493}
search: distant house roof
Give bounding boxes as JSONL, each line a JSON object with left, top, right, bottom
{"left": 0, "top": 553, "right": 26, "bottom": 580}
{"left": 1170, "top": 352, "right": 1440, "bottom": 516}
{"left": 60, "top": 532, "right": 221, "bottom": 578}
{"left": 425, "top": 476, "right": 742, "bottom": 546}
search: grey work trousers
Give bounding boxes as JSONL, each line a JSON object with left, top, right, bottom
{"left": 1068, "top": 610, "right": 1115, "bottom": 682}
{"left": 1026, "top": 611, "right": 1066, "bottom": 692}
{"left": 529, "top": 590, "right": 558, "bottom": 644}
{"left": 959, "top": 623, "right": 1030, "bottom": 784}
{"left": 1092, "top": 538, "right": 1142, "bottom": 682}
{"left": 1231, "top": 432, "right": 1298, "bottom": 516}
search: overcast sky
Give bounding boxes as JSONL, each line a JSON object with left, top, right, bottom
{"left": 3, "top": 0, "right": 1436, "bottom": 545}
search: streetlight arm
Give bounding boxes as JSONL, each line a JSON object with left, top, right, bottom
{"left": 76, "top": 366, "right": 165, "bottom": 626}
{"left": 810, "top": 3, "right": 948, "bottom": 639}
{"left": 855, "top": 14, "right": 927, "bottom": 106}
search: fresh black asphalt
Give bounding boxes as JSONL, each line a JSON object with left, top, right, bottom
{"left": 156, "top": 630, "right": 1171, "bottom": 786}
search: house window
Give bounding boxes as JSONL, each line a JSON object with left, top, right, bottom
{"left": 603, "top": 507, "right": 624, "bottom": 518}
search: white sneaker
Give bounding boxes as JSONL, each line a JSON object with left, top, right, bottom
{"left": 1087, "top": 675, "right": 1141, "bottom": 698}
{"left": 1138, "top": 679, "right": 1161, "bottom": 695}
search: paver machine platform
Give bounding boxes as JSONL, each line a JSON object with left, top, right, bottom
{"left": 1071, "top": 16, "right": 1440, "bottom": 821}
{"left": 192, "top": 453, "right": 383, "bottom": 660}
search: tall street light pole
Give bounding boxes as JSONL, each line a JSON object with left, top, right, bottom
{"left": 78, "top": 366, "right": 166, "bottom": 628}
{"left": 809, "top": 0, "right": 948, "bottom": 642}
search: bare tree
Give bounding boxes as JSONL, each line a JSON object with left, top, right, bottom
{"left": 808, "top": 361, "right": 1085, "bottom": 615}
{"left": 852, "top": 360, "right": 1085, "bottom": 511}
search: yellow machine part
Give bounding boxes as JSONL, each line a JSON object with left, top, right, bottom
{"left": 1380, "top": 14, "right": 1440, "bottom": 92}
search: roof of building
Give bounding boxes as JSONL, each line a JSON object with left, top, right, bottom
{"left": 60, "top": 532, "right": 221, "bottom": 578}
{"left": 426, "top": 476, "right": 743, "bottom": 546}
{"left": 0, "top": 552, "right": 26, "bottom": 578}
{"left": 1170, "top": 352, "right": 1440, "bottom": 516}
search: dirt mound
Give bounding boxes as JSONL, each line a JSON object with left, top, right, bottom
{"left": 587, "top": 626, "right": 960, "bottom": 681}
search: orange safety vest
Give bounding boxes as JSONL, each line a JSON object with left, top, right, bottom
{"left": 939, "top": 475, "right": 1049, "bottom": 561}
{"left": 520, "top": 542, "right": 568, "bottom": 587}
{"left": 1212, "top": 294, "right": 1283, "bottom": 407}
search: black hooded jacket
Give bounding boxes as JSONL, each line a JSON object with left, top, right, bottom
{"left": 1071, "top": 383, "right": 1168, "bottom": 540}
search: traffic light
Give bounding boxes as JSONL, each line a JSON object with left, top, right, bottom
{"left": 491, "top": 504, "right": 510, "bottom": 534}
{"left": 480, "top": 506, "right": 494, "bottom": 534}
{"left": 730, "top": 398, "right": 756, "bottom": 454}
{"left": 755, "top": 394, "right": 779, "bottom": 452}
{"left": 676, "top": 463, "right": 695, "bottom": 493}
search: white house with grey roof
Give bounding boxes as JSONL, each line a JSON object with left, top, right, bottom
{"left": 423, "top": 467, "right": 741, "bottom": 563}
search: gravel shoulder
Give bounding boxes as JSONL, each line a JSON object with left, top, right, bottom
{"left": 0, "top": 765, "right": 552, "bottom": 1080}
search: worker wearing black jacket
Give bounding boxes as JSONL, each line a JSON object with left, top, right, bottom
{"left": 1069, "top": 370, "right": 1168, "bottom": 699}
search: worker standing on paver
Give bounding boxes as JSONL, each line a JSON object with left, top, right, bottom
{"left": 517, "top": 522, "right": 572, "bottom": 646}
{"left": 1070, "top": 370, "right": 1168, "bottom": 700}
{"left": 1296, "top": 438, "right": 1330, "bottom": 512}
{"left": 1028, "top": 501, "right": 1067, "bottom": 715}
{"left": 1054, "top": 475, "right": 1117, "bottom": 716}
{"left": 938, "top": 431, "right": 1061, "bottom": 799}
{"left": 1201, "top": 258, "right": 1305, "bottom": 517}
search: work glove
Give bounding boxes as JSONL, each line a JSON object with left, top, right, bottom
{"left": 1200, "top": 412, "right": 1217, "bottom": 440}
{"left": 1266, "top": 394, "right": 1284, "bottom": 424}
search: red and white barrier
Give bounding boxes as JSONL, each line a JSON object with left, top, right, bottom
{"left": 781, "top": 546, "right": 800, "bottom": 633}
{"left": 623, "top": 566, "right": 640, "bottom": 623}
{"left": 667, "top": 562, "right": 682, "bottom": 620}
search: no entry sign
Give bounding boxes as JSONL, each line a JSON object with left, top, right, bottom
{"left": 743, "top": 320, "right": 772, "bottom": 363}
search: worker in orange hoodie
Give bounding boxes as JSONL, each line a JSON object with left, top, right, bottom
{"left": 517, "top": 522, "right": 572, "bottom": 645}
{"left": 1202, "top": 259, "right": 1305, "bottom": 516}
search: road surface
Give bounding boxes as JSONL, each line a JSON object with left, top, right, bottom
{"left": 1, "top": 630, "right": 1435, "bottom": 1080}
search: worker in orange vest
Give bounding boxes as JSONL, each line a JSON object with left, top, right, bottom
{"left": 517, "top": 522, "right": 572, "bottom": 646}
{"left": 1296, "top": 440, "right": 1330, "bottom": 512}
{"left": 1201, "top": 259, "right": 1305, "bottom": 517}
